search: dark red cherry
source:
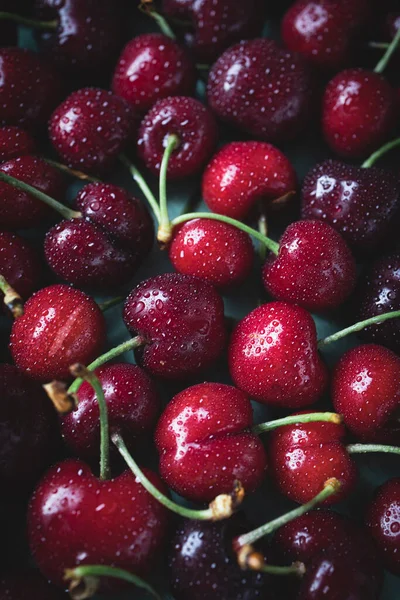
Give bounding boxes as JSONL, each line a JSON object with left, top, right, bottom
{"left": 0, "top": 231, "right": 41, "bottom": 303}
{"left": 207, "top": 38, "right": 313, "bottom": 143}
{"left": 262, "top": 220, "right": 356, "bottom": 312}
{"left": 332, "top": 344, "right": 400, "bottom": 443}
{"left": 229, "top": 302, "right": 328, "bottom": 408}
{"left": 112, "top": 33, "right": 196, "bottom": 114}
{"left": 322, "top": 69, "right": 397, "bottom": 158}
{"left": 0, "top": 155, "right": 67, "bottom": 230}
{"left": 10, "top": 284, "right": 106, "bottom": 382}
{"left": 366, "top": 478, "right": 400, "bottom": 575}
{"left": 61, "top": 363, "right": 160, "bottom": 460}
{"left": 268, "top": 414, "right": 357, "bottom": 505}
{"left": 28, "top": 459, "right": 169, "bottom": 588}
{"left": 0, "top": 571, "right": 67, "bottom": 599}
{"left": 137, "top": 96, "right": 217, "bottom": 180}
{"left": 301, "top": 160, "right": 400, "bottom": 253}
{"left": 162, "top": 0, "right": 265, "bottom": 62}
{"left": 155, "top": 382, "right": 267, "bottom": 502}
{"left": 202, "top": 141, "right": 297, "bottom": 220}
{"left": 123, "top": 273, "right": 226, "bottom": 379}
{"left": 0, "top": 126, "right": 35, "bottom": 162}
{"left": 49, "top": 87, "right": 138, "bottom": 174}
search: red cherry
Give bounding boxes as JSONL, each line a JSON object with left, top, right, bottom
{"left": 137, "top": 96, "right": 217, "bottom": 180}
{"left": 202, "top": 141, "right": 297, "bottom": 220}
{"left": 207, "top": 38, "right": 313, "bottom": 143}
{"left": 268, "top": 414, "right": 357, "bottom": 504}
{"left": 0, "top": 231, "right": 41, "bottom": 303}
{"left": 10, "top": 284, "right": 106, "bottom": 381}
{"left": 49, "top": 87, "right": 138, "bottom": 174}
{"left": 0, "top": 571, "right": 66, "bottom": 599}
{"left": 112, "top": 33, "right": 196, "bottom": 114}
{"left": 123, "top": 273, "right": 226, "bottom": 379}
{"left": 155, "top": 382, "right": 267, "bottom": 502}
{"left": 28, "top": 459, "right": 169, "bottom": 588}
{"left": 366, "top": 477, "right": 400, "bottom": 575}
{"left": 228, "top": 302, "right": 328, "bottom": 408}
{"left": 0, "top": 126, "right": 35, "bottom": 162}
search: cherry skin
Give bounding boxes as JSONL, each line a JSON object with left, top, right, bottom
{"left": 0, "top": 155, "right": 67, "bottom": 230}
{"left": 228, "top": 302, "right": 328, "bottom": 408}
{"left": 322, "top": 69, "right": 397, "bottom": 158}
{"left": 112, "top": 33, "right": 196, "bottom": 115}
{"left": 366, "top": 478, "right": 400, "bottom": 575}
{"left": 169, "top": 218, "right": 254, "bottom": 289}
{"left": 0, "top": 571, "right": 67, "bottom": 599}
{"left": 49, "top": 87, "right": 138, "bottom": 174}
{"left": 202, "top": 141, "right": 297, "bottom": 221}
{"left": 268, "top": 414, "right": 357, "bottom": 505}
{"left": 207, "top": 38, "right": 313, "bottom": 143}
{"left": 262, "top": 220, "right": 356, "bottom": 312}
{"left": 28, "top": 459, "right": 169, "bottom": 589}
{"left": 10, "top": 284, "right": 106, "bottom": 382}
{"left": 61, "top": 363, "right": 160, "bottom": 461}
{"left": 301, "top": 160, "right": 400, "bottom": 254}
{"left": 0, "top": 231, "right": 42, "bottom": 303}
{"left": 155, "top": 382, "right": 267, "bottom": 503}
{"left": 0, "top": 126, "right": 35, "bottom": 162}
{"left": 332, "top": 344, "right": 400, "bottom": 443}
{"left": 137, "top": 96, "right": 218, "bottom": 180}
{"left": 123, "top": 273, "right": 226, "bottom": 379}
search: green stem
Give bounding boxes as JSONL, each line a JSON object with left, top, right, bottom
{"left": 0, "top": 171, "right": 80, "bottom": 220}
{"left": 0, "top": 275, "right": 23, "bottom": 318}
{"left": 375, "top": 26, "right": 400, "bottom": 73}
{"left": 44, "top": 159, "right": 101, "bottom": 183}
{"left": 158, "top": 134, "right": 180, "bottom": 243}
{"left": 347, "top": 444, "right": 400, "bottom": 456}
{"left": 253, "top": 412, "right": 342, "bottom": 436}
{"left": 318, "top": 310, "right": 400, "bottom": 348}
{"left": 98, "top": 296, "right": 125, "bottom": 312}
{"left": 170, "top": 212, "right": 280, "bottom": 255}
{"left": 0, "top": 12, "right": 58, "bottom": 29}
{"left": 362, "top": 137, "right": 400, "bottom": 168}
{"left": 139, "top": 3, "right": 176, "bottom": 39}
{"left": 120, "top": 154, "right": 161, "bottom": 223}
{"left": 369, "top": 42, "right": 390, "bottom": 50}
{"left": 258, "top": 563, "right": 305, "bottom": 577}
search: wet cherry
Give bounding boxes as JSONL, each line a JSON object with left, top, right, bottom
{"left": 0, "top": 126, "right": 35, "bottom": 162}
{"left": 0, "top": 231, "right": 42, "bottom": 304}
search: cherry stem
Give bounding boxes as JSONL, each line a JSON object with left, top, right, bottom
{"left": 139, "top": 1, "right": 176, "bottom": 39}
{"left": 0, "top": 171, "right": 81, "bottom": 220}
{"left": 67, "top": 335, "right": 145, "bottom": 395}
{"left": 347, "top": 443, "right": 400, "bottom": 456}
{"left": 120, "top": 154, "right": 161, "bottom": 223}
{"left": 253, "top": 412, "right": 342, "bottom": 436}
{"left": 237, "top": 546, "right": 306, "bottom": 577}
{"left": 362, "top": 137, "right": 400, "bottom": 168}
{"left": 234, "top": 478, "right": 341, "bottom": 548}
{"left": 97, "top": 296, "right": 125, "bottom": 312}
{"left": 318, "top": 310, "right": 400, "bottom": 348}
{"left": 258, "top": 562, "right": 305, "bottom": 576}
{"left": 374, "top": 26, "right": 400, "bottom": 73}
{"left": 169, "top": 212, "right": 280, "bottom": 255}
{"left": 64, "top": 565, "right": 160, "bottom": 600}
{"left": 0, "top": 275, "right": 23, "bottom": 318}
{"left": 369, "top": 42, "right": 390, "bottom": 50}
{"left": 0, "top": 11, "right": 58, "bottom": 29}
{"left": 258, "top": 211, "right": 268, "bottom": 263}
{"left": 69, "top": 364, "right": 110, "bottom": 481}
{"left": 112, "top": 431, "right": 244, "bottom": 521}
{"left": 44, "top": 159, "right": 101, "bottom": 183}
{"left": 158, "top": 134, "right": 180, "bottom": 243}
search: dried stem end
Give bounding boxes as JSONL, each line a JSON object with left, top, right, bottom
{"left": 0, "top": 276, "right": 23, "bottom": 318}
{"left": 209, "top": 480, "right": 245, "bottom": 521}
{"left": 324, "top": 477, "right": 341, "bottom": 494}
{"left": 43, "top": 381, "right": 77, "bottom": 415}
{"left": 64, "top": 570, "right": 99, "bottom": 600}
{"left": 237, "top": 544, "right": 306, "bottom": 577}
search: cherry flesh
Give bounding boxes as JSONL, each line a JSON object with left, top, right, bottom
{"left": 0, "top": 571, "right": 67, "bottom": 599}
{"left": 10, "top": 284, "right": 106, "bottom": 382}
{"left": 0, "top": 231, "right": 42, "bottom": 303}
{"left": 262, "top": 220, "right": 356, "bottom": 312}
{"left": 123, "top": 273, "right": 226, "bottom": 379}
{"left": 228, "top": 302, "right": 328, "bottom": 408}
{"left": 112, "top": 33, "right": 196, "bottom": 115}
{"left": 155, "top": 382, "right": 267, "bottom": 503}
{"left": 202, "top": 141, "right": 297, "bottom": 221}
{"left": 137, "top": 96, "right": 218, "bottom": 180}
{"left": 0, "top": 126, "right": 35, "bottom": 162}
{"left": 207, "top": 38, "right": 313, "bottom": 143}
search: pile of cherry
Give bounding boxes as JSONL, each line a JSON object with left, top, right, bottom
{"left": 1, "top": 0, "right": 400, "bottom": 599}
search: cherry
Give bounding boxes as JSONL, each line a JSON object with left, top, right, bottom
{"left": 10, "top": 284, "right": 106, "bottom": 381}
{"left": 332, "top": 344, "right": 400, "bottom": 443}
{"left": 123, "top": 273, "right": 226, "bottom": 379}
{"left": 202, "top": 141, "right": 297, "bottom": 221}
{"left": 49, "top": 87, "right": 138, "bottom": 174}
{"left": 262, "top": 220, "right": 356, "bottom": 312}
{"left": 112, "top": 33, "right": 196, "bottom": 114}
{"left": 0, "top": 126, "right": 35, "bottom": 162}
{"left": 207, "top": 38, "right": 313, "bottom": 143}
{"left": 137, "top": 96, "right": 218, "bottom": 180}
{"left": 0, "top": 231, "right": 41, "bottom": 304}
{"left": 0, "top": 571, "right": 67, "bottom": 599}
{"left": 228, "top": 301, "right": 328, "bottom": 408}
{"left": 366, "top": 477, "right": 400, "bottom": 575}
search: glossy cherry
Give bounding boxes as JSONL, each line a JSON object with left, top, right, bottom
{"left": 0, "top": 231, "right": 41, "bottom": 303}
{"left": 137, "top": 96, "right": 217, "bottom": 179}
{"left": 207, "top": 38, "right": 313, "bottom": 143}
{"left": 10, "top": 284, "right": 105, "bottom": 382}
{"left": 49, "top": 87, "right": 138, "bottom": 174}
{"left": 123, "top": 273, "right": 226, "bottom": 379}
{"left": 202, "top": 141, "right": 297, "bottom": 221}
{"left": 0, "top": 126, "right": 35, "bottom": 162}
{"left": 112, "top": 33, "right": 196, "bottom": 114}
{"left": 229, "top": 302, "right": 328, "bottom": 408}
{"left": 0, "top": 571, "right": 67, "bottom": 599}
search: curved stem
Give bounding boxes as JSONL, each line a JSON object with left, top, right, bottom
{"left": 253, "top": 412, "right": 342, "bottom": 436}
{"left": 318, "top": 310, "right": 400, "bottom": 348}
{"left": 0, "top": 171, "right": 80, "bottom": 220}
{"left": 362, "top": 137, "right": 400, "bottom": 168}
{"left": 347, "top": 443, "right": 400, "bottom": 456}
{"left": 120, "top": 154, "right": 161, "bottom": 223}
{"left": 0, "top": 12, "right": 58, "bottom": 29}
{"left": 158, "top": 134, "right": 180, "bottom": 243}
{"left": 258, "top": 562, "right": 305, "bottom": 576}
{"left": 375, "top": 26, "right": 400, "bottom": 73}
{"left": 44, "top": 159, "right": 101, "bottom": 183}
{"left": 369, "top": 42, "right": 390, "bottom": 50}
{"left": 98, "top": 296, "right": 125, "bottom": 312}
{"left": 0, "top": 275, "right": 23, "bottom": 318}
{"left": 139, "top": 2, "right": 176, "bottom": 39}
{"left": 170, "top": 212, "right": 280, "bottom": 255}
